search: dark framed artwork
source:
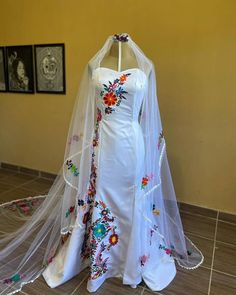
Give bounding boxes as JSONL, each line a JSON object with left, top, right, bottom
{"left": 5, "top": 45, "right": 34, "bottom": 93}
{"left": 0, "top": 47, "right": 7, "bottom": 92}
{"left": 34, "top": 43, "right": 66, "bottom": 94}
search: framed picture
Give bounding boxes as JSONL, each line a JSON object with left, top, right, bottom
{"left": 0, "top": 47, "right": 7, "bottom": 92}
{"left": 5, "top": 45, "right": 34, "bottom": 93}
{"left": 34, "top": 43, "right": 66, "bottom": 94}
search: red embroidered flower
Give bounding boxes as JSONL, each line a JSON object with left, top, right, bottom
{"left": 165, "top": 248, "right": 172, "bottom": 255}
{"left": 97, "top": 108, "right": 102, "bottom": 121}
{"left": 69, "top": 206, "right": 75, "bottom": 213}
{"left": 141, "top": 176, "right": 149, "bottom": 189}
{"left": 103, "top": 92, "right": 117, "bottom": 106}
{"left": 109, "top": 233, "right": 119, "bottom": 245}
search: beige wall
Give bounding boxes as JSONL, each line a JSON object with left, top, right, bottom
{"left": 0, "top": 1, "right": 235, "bottom": 213}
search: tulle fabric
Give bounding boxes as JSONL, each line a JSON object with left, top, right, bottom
{"left": 0, "top": 33, "right": 204, "bottom": 295}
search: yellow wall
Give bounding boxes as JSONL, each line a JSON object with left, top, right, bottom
{"left": 0, "top": 1, "right": 235, "bottom": 213}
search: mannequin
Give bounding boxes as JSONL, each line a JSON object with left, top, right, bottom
{"left": 100, "top": 40, "right": 139, "bottom": 71}
{"left": 0, "top": 33, "right": 204, "bottom": 295}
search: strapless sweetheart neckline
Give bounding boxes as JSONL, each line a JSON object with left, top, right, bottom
{"left": 94, "top": 66, "right": 147, "bottom": 79}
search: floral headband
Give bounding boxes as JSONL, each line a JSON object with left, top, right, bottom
{"left": 113, "top": 33, "right": 129, "bottom": 42}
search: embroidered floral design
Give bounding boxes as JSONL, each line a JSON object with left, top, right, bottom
{"left": 100, "top": 73, "right": 131, "bottom": 114}
{"left": 3, "top": 197, "right": 44, "bottom": 216}
{"left": 78, "top": 199, "right": 85, "bottom": 206}
{"left": 152, "top": 204, "right": 160, "bottom": 215}
{"left": 68, "top": 133, "right": 83, "bottom": 145}
{"left": 42, "top": 247, "right": 57, "bottom": 267}
{"left": 3, "top": 273, "right": 26, "bottom": 284}
{"left": 61, "top": 232, "right": 71, "bottom": 245}
{"left": 93, "top": 223, "right": 107, "bottom": 238}
{"left": 141, "top": 173, "right": 154, "bottom": 190}
{"left": 79, "top": 107, "right": 102, "bottom": 260}
{"left": 140, "top": 254, "right": 150, "bottom": 266}
{"left": 93, "top": 108, "right": 102, "bottom": 147}
{"left": 113, "top": 33, "right": 129, "bottom": 42}
{"left": 66, "top": 159, "right": 79, "bottom": 176}
{"left": 65, "top": 205, "right": 75, "bottom": 218}
{"left": 157, "top": 130, "right": 164, "bottom": 150}
{"left": 159, "top": 244, "right": 173, "bottom": 256}
{"left": 103, "top": 92, "right": 118, "bottom": 106}
{"left": 150, "top": 224, "right": 158, "bottom": 245}
{"left": 109, "top": 233, "right": 119, "bottom": 245}
{"left": 88, "top": 200, "right": 119, "bottom": 280}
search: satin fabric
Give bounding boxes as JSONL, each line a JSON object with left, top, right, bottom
{"left": 42, "top": 67, "right": 176, "bottom": 292}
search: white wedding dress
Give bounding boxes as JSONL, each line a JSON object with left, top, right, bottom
{"left": 42, "top": 66, "right": 177, "bottom": 292}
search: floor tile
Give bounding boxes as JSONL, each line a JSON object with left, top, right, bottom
{"left": 210, "top": 270, "right": 236, "bottom": 295}
{"left": 74, "top": 275, "right": 143, "bottom": 295}
{"left": 0, "top": 181, "right": 15, "bottom": 194}
{"left": 180, "top": 211, "right": 217, "bottom": 239}
{"left": 0, "top": 188, "right": 41, "bottom": 203}
{"left": 21, "top": 178, "right": 54, "bottom": 194}
{"left": 213, "top": 241, "right": 236, "bottom": 276}
{"left": 218, "top": 211, "right": 236, "bottom": 224}
{"left": 184, "top": 232, "right": 214, "bottom": 268}
{"left": 159, "top": 265, "right": 210, "bottom": 295}
{"left": 143, "top": 288, "right": 162, "bottom": 294}
{"left": 22, "top": 267, "right": 89, "bottom": 294}
{"left": 179, "top": 203, "right": 217, "bottom": 219}
{"left": 0, "top": 169, "right": 18, "bottom": 179}
{"left": 0, "top": 173, "right": 38, "bottom": 187}
{"left": 216, "top": 220, "right": 236, "bottom": 246}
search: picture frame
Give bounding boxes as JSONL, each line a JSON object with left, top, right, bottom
{"left": 34, "top": 43, "right": 66, "bottom": 94}
{"left": 0, "top": 47, "right": 7, "bottom": 92}
{"left": 5, "top": 45, "right": 35, "bottom": 93}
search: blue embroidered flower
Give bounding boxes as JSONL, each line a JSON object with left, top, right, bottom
{"left": 93, "top": 223, "right": 106, "bottom": 238}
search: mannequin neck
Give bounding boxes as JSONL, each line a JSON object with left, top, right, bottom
{"left": 110, "top": 41, "right": 133, "bottom": 58}
{"left": 100, "top": 41, "right": 138, "bottom": 71}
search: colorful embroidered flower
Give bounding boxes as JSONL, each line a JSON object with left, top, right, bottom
{"left": 103, "top": 92, "right": 118, "bottom": 106}
{"left": 61, "top": 232, "right": 71, "bottom": 245}
{"left": 141, "top": 173, "right": 154, "bottom": 190}
{"left": 101, "top": 208, "right": 109, "bottom": 216}
{"left": 119, "top": 74, "right": 127, "bottom": 84}
{"left": 105, "top": 106, "right": 113, "bottom": 114}
{"left": 109, "top": 233, "right": 119, "bottom": 245}
{"left": 3, "top": 273, "right": 21, "bottom": 284}
{"left": 65, "top": 206, "right": 75, "bottom": 218}
{"left": 101, "top": 73, "right": 131, "bottom": 115}
{"left": 165, "top": 248, "right": 172, "bottom": 255}
{"left": 81, "top": 200, "right": 119, "bottom": 280}
{"left": 4, "top": 197, "right": 44, "bottom": 216}
{"left": 66, "top": 159, "right": 79, "bottom": 176}
{"left": 152, "top": 204, "right": 160, "bottom": 215}
{"left": 97, "top": 107, "right": 102, "bottom": 121}
{"left": 78, "top": 199, "right": 84, "bottom": 206}
{"left": 159, "top": 244, "right": 173, "bottom": 256}
{"left": 93, "top": 223, "right": 107, "bottom": 238}
{"left": 140, "top": 254, "right": 149, "bottom": 266}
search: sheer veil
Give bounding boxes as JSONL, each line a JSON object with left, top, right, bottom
{"left": 0, "top": 33, "right": 204, "bottom": 294}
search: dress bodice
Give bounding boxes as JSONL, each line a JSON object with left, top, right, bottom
{"left": 92, "top": 67, "right": 148, "bottom": 122}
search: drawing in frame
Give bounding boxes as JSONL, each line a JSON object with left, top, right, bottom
{"left": 34, "top": 43, "right": 66, "bottom": 94}
{"left": 0, "top": 46, "right": 7, "bottom": 92}
{"left": 5, "top": 45, "right": 35, "bottom": 93}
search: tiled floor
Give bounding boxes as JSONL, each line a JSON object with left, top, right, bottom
{"left": 0, "top": 167, "right": 236, "bottom": 294}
